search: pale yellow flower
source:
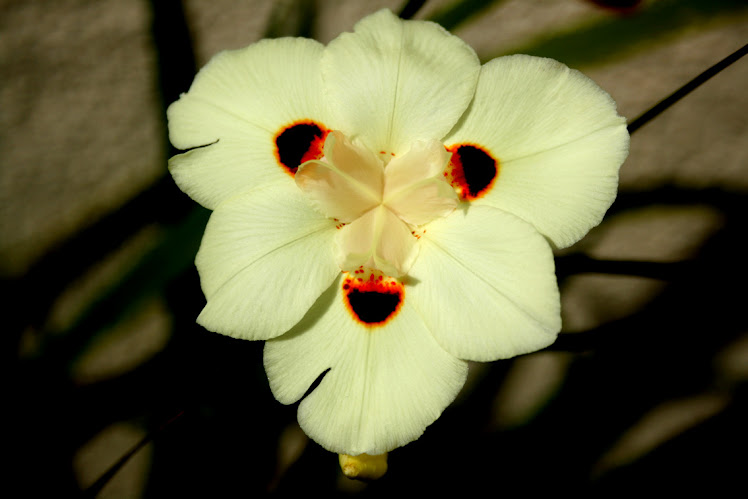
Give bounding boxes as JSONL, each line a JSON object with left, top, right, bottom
{"left": 167, "top": 9, "right": 629, "bottom": 456}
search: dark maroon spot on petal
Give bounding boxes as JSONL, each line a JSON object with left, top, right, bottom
{"left": 445, "top": 144, "right": 499, "bottom": 200}
{"left": 348, "top": 290, "right": 400, "bottom": 324}
{"left": 274, "top": 121, "right": 328, "bottom": 175}
{"left": 342, "top": 273, "right": 404, "bottom": 327}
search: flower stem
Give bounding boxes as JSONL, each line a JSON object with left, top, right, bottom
{"left": 628, "top": 43, "right": 747, "bottom": 134}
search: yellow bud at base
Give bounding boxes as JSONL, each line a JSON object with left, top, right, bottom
{"left": 338, "top": 452, "right": 388, "bottom": 480}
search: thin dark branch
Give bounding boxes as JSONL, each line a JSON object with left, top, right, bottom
{"left": 81, "top": 410, "right": 185, "bottom": 498}
{"left": 628, "top": 42, "right": 747, "bottom": 134}
{"left": 399, "top": 0, "right": 428, "bottom": 19}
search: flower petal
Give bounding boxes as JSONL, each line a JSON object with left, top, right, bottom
{"left": 384, "top": 140, "right": 452, "bottom": 190}
{"left": 295, "top": 131, "right": 383, "bottom": 222}
{"left": 322, "top": 9, "right": 480, "bottom": 156}
{"left": 196, "top": 182, "right": 339, "bottom": 340}
{"left": 408, "top": 205, "right": 561, "bottom": 361}
{"left": 335, "top": 205, "right": 418, "bottom": 277}
{"left": 264, "top": 276, "right": 468, "bottom": 455}
{"left": 168, "top": 37, "right": 333, "bottom": 209}
{"left": 444, "top": 55, "right": 629, "bottom": 248}
{"left": 383, "top": 140, "right": 458, "bottom": 226}
{"left": 385, "top": 178, "right": 458, "bottom": 227}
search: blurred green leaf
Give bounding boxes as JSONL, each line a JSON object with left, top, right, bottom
{"left": 39, "top": 207, "right": 209, "bottom": 369}
{"left": 486, "top": 0, "right": 748, "bottom": 67}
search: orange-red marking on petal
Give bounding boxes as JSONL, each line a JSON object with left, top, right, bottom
{"left": 274, "top": 120, "right": 329, "bottom": 176}
{"left": 445, "top": 143, "right": 499, "bottom": 200}
{"left": 342, "top": 268, "right": 404, "bottom": 328}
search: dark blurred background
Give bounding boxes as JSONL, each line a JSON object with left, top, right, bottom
{"left": 2, "top": 0, "right": 747, "bottom": 495}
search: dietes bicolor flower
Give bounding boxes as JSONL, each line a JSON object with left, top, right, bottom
{"left": 167, "top": 9, "right": 629, "bottom": 462}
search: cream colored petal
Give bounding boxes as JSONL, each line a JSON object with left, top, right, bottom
{"left": 383, "top": 139, "right": 458, "bottom": 226}
{"left": 195, "top": 182, "right": 339, "bottom": 340}
{"left": 483, "top": 126, "right": 627, "bottom": 248}
{"left": 321, "top": 131, "right": 385, "bottom": 195}
{"left": 169, "top": 138, "right": 287, "bottom": 211}
{"left": 385, "top": 179, "right": 458, "bottom": 227}
{"left": 408, "top": 205, "right": 561, "bottom": 361}
{"left": 295, "top": 132, "right": 382, "bottom": 222}
{"left": 444, "top": 55, "right": 629, "bottom": 248}
{"left": 322, "top": 9, "right": 480, "bottom": 155}
{"left": 375, "top": 207, "right": 420, "bottom": 276}
{"left": 334, "top": 208, "right": 378, "bottom": 272}
{"left": 264, "top": 276, "right": 468, "bottom": 455}
{"left": 295, "top": 160, "right": 379, "bottom": 222}
{"left": 335, "top": 206, "right": 419, "bottom": 277}
{"left": 383, "top": 139, "right": 452, "bottom": 193}
{"left": 168, "top": 37, "right": 333, "bottom": 209}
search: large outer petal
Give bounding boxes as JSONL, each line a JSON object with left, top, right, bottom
{"left": 168, "top": 38, "right": 333, "bottom": 209}
{"left": 408, "top": 205, "right": 561, "bottom": 362}
{"left": 444, "top": 55, "right": 629, "bottom": 248}
{"left": 196, "top": 182, "right": 339, "bottom": 340}
{"left": 322, "top": 9, "right": 480, "bottom": 156}
{"left": 264, "top": 277, "right": 468, "bottom": 455}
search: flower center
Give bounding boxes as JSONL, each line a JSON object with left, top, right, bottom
{"left": 295, "top": 131, "right": 458, "bottom": 277}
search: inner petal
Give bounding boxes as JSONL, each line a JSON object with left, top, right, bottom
{"left": 383, "top": 140, "right": 452, "bottom": 196}
{"left": 384, "top": 178, "right": 458, "bottom": 226}
{"left": 296, "top": 132, "right": 459, "bottom": 277}
{"left": 334, "top": 205, "right": 418, "bottom": 277}
{"left": 383, "top": 139, "right": 458, "bottom": 226}
{"left": 322, "top": 131, "right": 385, "bottom": 194}
{"left": 296, "top": 160, "right": 380, "bottom": 222}
{"left": 295, "top": 131, "right": 384, "bottom": 222}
